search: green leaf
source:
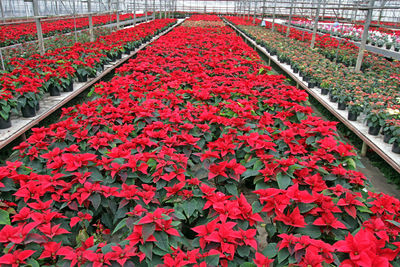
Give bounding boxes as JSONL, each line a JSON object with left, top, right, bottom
{"left": 112, "top": 218, "right": 127, "bottom": 235}
{"left": 387, "top": 220, "right": 400, "bottom": 228}
{"left": 242, "top": 169, "right": 260, "bottom": 178}
{"left": 237, "top": 245, "right": 250, "bottom": 257}
{"left": 89, "top": 194, "right": 101, "bottom": 210}
{"left": 276, "top": 172, "right": 291, "bottom": 190}
{"left": 153, "top": 231, "right": 170, "bottom": 252}
{"left": 26, "top": 258, "right": 40, "bottom": 267}
{"left": 240, "top": 263, "right": 256, "bottom": 267}
{"left": 142, "top": 223, "right": 156, "bottom": 242}
{"left": 265, "top": 223, "right": 276, "bottom": 237}
{"left": 296, "top": 224, "right": 321, "bottom": 239}
{"left": 252, "top": 201, "right": 263, "bottom": 213}
{"left": 182, "top": 200, "right": 197, "bottom": 218}
{"left": 277, "top": 248, "right": 290, "bottom": 263}
{"left": 225, "top": 183, "right": 238, "bottom": 196}
{"left": 140, "top": 242, "right": 153, "bottom": 260}
{"left": 205, "top": 254, "right": 220, "bottom": 266}
{"left": 0, "top": 209, "right": 10, "bottom": 225}
{"left": 262, "top": 243, "right": 278, "bottom": 258}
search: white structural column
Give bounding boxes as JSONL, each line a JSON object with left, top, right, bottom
{"left": 0, "top": 0, "right": 5, "bottom": 23}
{"left": 253, "top": 0, "right": 257, "bottom": 24}
{"left": 286, "top": 0, "right": 294, "bottom": 37}
{"left": 32, "top": 0, "right": 45, "bottom": 55}
{"left": 83, "top": 0, "right": 95, "bottom": 42}
{"left": 145, "top": 0, "right": 148, "bottom": 21}
{"left": 272, "top": 0, "right": 277, "bottom": 31}
{"left": 310, "top": 0, "right": 321, "bottom": 49}
{"left": 355, "top": 0, "right": 375, "bottom": 72}
{"left": 133, "top": 0, "right": 136, "bottom": 25}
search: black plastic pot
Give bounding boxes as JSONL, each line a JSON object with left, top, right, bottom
{"left": 308, "top": 82, "right": 315, "bottom": 88}
{"left": 292, "top": 67, "right": 299, "bottom": 73}
{"left": 392, "top": 141, "right": 400, "bottom": 154}
{"left": 0, "top": 115, "right": 11, "bottom": 129}
{"left": 368, "top": 125, "right": 381, "bottom": 136}
{"left": 395, "top": 47, "right": 399, "bottom": 52}
{"left": 49, "top": 85, "right": 61, "bottom": 96}
{"left": 21, "top": 105, "right": 36, "bottom": 118}
{"left": 383, "top": 132, "right": 393, "bottom": 143}
{"left": 64, "top": 81, "right": 73, "bottom": 92}
{"left": 77, "top": 73, "right": 88, "bottom": 83}
{"left": 124, "top": 48, "right": 131, "bottom": 55}
{"left": 115, "top": 53, "right": 122, "bottom": 60}
{"left": 347, "top": 111, "right": 358, "bottom": 121}
{"left": 338, "top": 101, "right": 347, "bottom": 110}
{"left": 321, "top": 88, "right": 329, "bottom": 95}
{"left": 36, "top": 103, "right": 40, "bottom": 112}
{"left": 329, "top": 93, "right": 338, "bottom": 103}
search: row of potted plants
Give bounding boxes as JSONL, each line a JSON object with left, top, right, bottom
{"left": 291, "top": 19, "right": 400, "bottom": 51}
{"left": 0, "top": 14, "right": 399, "bottom": 266}
{"left": 0, "top": 18, "right": 178, "bottom": 130}
{"left": 0, "top": 13, "right": 148, "bottom": 47}
{"left": 225, "top": 18, "right": 400, "bottom": 154}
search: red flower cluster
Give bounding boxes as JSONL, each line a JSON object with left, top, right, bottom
{"left": 0, "top": 13, "right": 149, "bottom": 47}
{"left": 0, "top": 14, "right": 399, "bottom": 266}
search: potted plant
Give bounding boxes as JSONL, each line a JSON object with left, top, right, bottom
{"left": 75, "top": 65, "right": 91, "bottom": 83}
{"left": 364, "top": 109, "right": 387, "bottom": 136}
{"left": 347, "top": 100, "right": 364, "bottom": 121}
{"left": 394, "top": 41, "right": 400, "bottom": 52}
{"left": 383, "top": 109, "right": 400, "bottom": 143}
{"left": 18, "top": 91, "right": 41, "bottom": 118}
{"left": 0, "top": 89, "right": 16, "bottom": 129}
{"left": 385, "top": 41, "right": 393, "bottom": 50}
{"left": 376, "top": 39, "right": 385, "bottom": 48}
{"left": 337, "top": 91, "right": 352, "bottom": 110}
{"left": 389, "top": 122, "right": 400, "bottom": 154}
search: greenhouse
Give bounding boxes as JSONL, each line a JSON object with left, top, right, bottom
{"left": 0, "top": 0, "right": 400, "bottom": 266}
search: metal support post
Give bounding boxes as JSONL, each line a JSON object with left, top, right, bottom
{"left": 116, "top": 0, "right": 120, "bottom": 29}
{"left": 0, "top": 0, "right": 5, "bottom": 23}
{"left": 286, "top": 0, "right": 294, "bottom": 37}
{"left": 32, "top": 0, "right": 45, "bottom": 55}
{"left": 159, "top": 0, "right": 162, "bottom": 18}
{"left": 133, "top": 0, "right": 136, "bottom": 25}
{"left": 253, "top": 0, "right": 257, "bottom": 24}
{"left": 355, "top": 0, "right": 375, "bottom": 72}
{"left": 310, "top": 0, "right": 321, "bottom": 49}
{"left": 145, "top": 0, "right": 148, "bottom": 21}
{"left": 261, "top": 0, "right": 266, "bottom": 20}
{"left": 361, "top": 142, "right": 368, "bottom": 157}
{"left": 272, "top": 0, "right": 277, "bottom": 31}
{"left": 87, "top": 0, "right": 94, "bottom": 42}
{"left": 247, "top": 1, "right": 251, "bottom": 20}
